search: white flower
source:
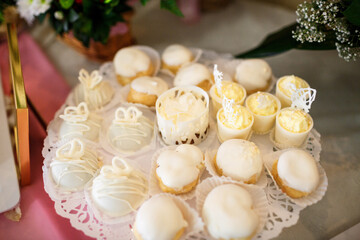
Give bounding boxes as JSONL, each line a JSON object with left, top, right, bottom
{"left": 17, "top": 0, "right": 52, "bottom": 24}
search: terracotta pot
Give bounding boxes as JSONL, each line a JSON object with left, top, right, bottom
{"left": 61, "top": 11, "right": 135, "bottom": 62}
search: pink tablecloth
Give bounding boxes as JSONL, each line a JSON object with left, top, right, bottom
{"left": 0, "top": 32, "right": 92, "bottom": 240}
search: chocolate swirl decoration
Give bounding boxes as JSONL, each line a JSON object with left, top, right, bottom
{"left": 112, "top": 106, "right": 143, "bottom": 124}
{"left": 78, "top": 69, "right": 103, "bottom": 90}
{"left": 59, "top": 102, "right": 90, "bottom": 123}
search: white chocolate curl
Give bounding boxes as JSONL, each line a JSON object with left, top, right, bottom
{"left": 113, "top": 106, "right": 143, "bottom": 124}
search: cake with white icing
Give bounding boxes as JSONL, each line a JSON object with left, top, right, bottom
{"left": 215, "top": 139, "right": 263, "bottom": 184}
{"left": 91, "top": 157, "right": 148, "bottom": 217}
{"left": 50, "top": 138, "right": 101, "bottom": 190}
{"left": 113, "top": 47, "right": 154, "bottom": 86}
{"left": 156, "top": 145, "right": 204, "bottom": 194}
{"left": 276, "top": 75, "right": 310, "bottom": 108}
{"left": 156, "top": 86, "right": 210, "bottom": 145}
{"left": 134, "top": 195, "right": 188, "bottom": 240}
{"left": 174, "top": 63, "right": 213, "bottom": 91}
{"left": 127, "top": 76, "right": 168, "bottom": 107}
{"left": 234, "top": 59, "right": 272, "bottom": 94}
{"left": 162, "top": 44, "right": 193, "bottom": 74}
{"left": 59, "top": 102, "right": 102, "bottom": 141}
{"left": 74, "top": 69, "right": 114, "bottom": 110}
{"left": 271, "top": 149, "right": 320, "bottom": 198}
{"left": 202, "top": 184, "right": 259, "bottom": 240}
{"left": 108, "top": 106, "right": 154, "bottom": 153}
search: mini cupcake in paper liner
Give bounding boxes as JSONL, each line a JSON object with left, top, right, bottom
{"left": 195, "top": 177, "right": 269, "bottom": 240}
{"left": 263, "top": 148, "right": 328, "bottom": 207}
{"left": 43, "top": 138, "right": 103, "bottom": 201}
{"left": 84, "top": 156, "right": 149, "bottom": 225}
{"left": 99, "top": 104, "right": 157, "bottom": 157}
{"left": 269, "top": 127, "right": 311, "bottom": 150}
{"left": 149, "top": 145, "right": 206, "bottom": 200}
{"left": 132, "top": 193, "right": 204, "bottom": 240}
{"left": 204, "top": 144, "right": 267, "bottom": 189}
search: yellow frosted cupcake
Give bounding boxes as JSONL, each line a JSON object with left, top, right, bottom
{"left": 245, "top": 92, "right": 281, "bottom": 133}
{"left": 276, "top": 75, "right": 310, "bottom": 108}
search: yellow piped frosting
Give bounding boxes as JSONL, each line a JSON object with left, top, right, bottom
{"left": 247, "top": 92, "right": 278, "bottom": 116}
{"left": 278, "top": 75, "right": 309, "bottom": 98}
{"left": 219, "top": 105, "right": 253, "bottom": 130}
{"left": 215, "top": 81, "right": 245, "bottom": 103}
{"left": 278, "top": 108, "right": 312, "bottom": 133}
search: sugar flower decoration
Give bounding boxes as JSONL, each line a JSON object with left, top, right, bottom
{"left": 17, "top": 0, "right": 52, "bottom": 24}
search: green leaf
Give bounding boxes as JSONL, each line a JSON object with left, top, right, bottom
{"left": 37, "top": 13, "right": 47, "bottom": 23}
{"left": 140, "top": 0, "right": 150, "bottom": 5}
{"left": 343, "top": 0, "right": 360, "bottom": 26}
{"left": 68, "top": 8, "right": 79, "bottom": 22}
{"left": 60, "top": 0, "right": 74, "bottom": 10}
{"left": 160, "top": 0, "right": 183, "bottom": 17}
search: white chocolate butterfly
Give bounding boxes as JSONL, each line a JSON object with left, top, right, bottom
{"left": 55, "top": 138, "right": 85, "bottom": 161}
{"left": 59, "top": 102, "right": 90, "bottom": 123}
{"left": 291, "top": 87, "right": 317, "bottom": 113}
{"left": 222, "top": 96, "right": 237, "bottom": 125}
{"left": 100, "top": 157, "right": 133, "bottom": 178}
{"left": 113, "top": 106, "right": 143, "bottom": 124}
{"left": 78, "top": 69, "right": 103, "bottom": 89}
{"left": 213, "top": 64, "right": 223, "bottom": 91}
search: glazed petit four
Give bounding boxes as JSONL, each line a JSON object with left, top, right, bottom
{"left": 59, "top": 102, "right": 102, "bottom": 141}
{"left": 74, "top": 69, "right": 114, "bottom": 110}
{"left": 162, "top": 44, "right": 193, "bottom": 74}
{"left": 134, "top": 195, "right": 188, "bottom": 240}
{"left": 271, "top": 149, "right": 320, "bottom": 198}
{"left": 275, "top": 107, "right": 313, "bottom": 147}
{"left": 114, "top": 47, "right": 154, "bottom": 86}
{"left": 50, "top": 139, "right": 101, "bottom": 190}
{"left": 156, "top": 145, "right": 204, "bottom": 194}
{"left": 215, "top": 139, "right": 262, "bottom": 184}
{"left": 234, "top": 59, "right": 272, "bottom": 94}
{"left": 245, "top": 92, "right": 281, "bottom": 133}
{"left": 173, "top": 63, "right": 214, "bottom": 91}
{"left": 276, "top": 75, "right": 310, "bottom": 108}
{"left": 127, "top": 76, "right": 168, "bottom": 107}
{"left": 156, "top": 86, "right": 210, "bottom": 145}
{"left": 92, "top": 157, "right": 148, "bottom": 217}
{"left": 202, "top": 184, "right": 259, "bottom": 240}
{"left": 217, "top": 97, "right": 254, "bottom": 142}
{"left": 108, "top": 106, "right": 154, "bottom": 153}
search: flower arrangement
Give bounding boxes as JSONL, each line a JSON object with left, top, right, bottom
{"left": 0, "top": 0, "right": 182, "bottom": 47}
{"left": 237, "top": 0, "right": 360, "bottom": 61}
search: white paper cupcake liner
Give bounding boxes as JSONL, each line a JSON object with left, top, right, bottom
{"left": 149, "top": 146, "right": 207, "bottom": 200}
{"left": 99, "top": 103, "right": 157, "bottom": 158}
{"left": 204, "top": 149, "right": 267, "bottom": 188}
{"left": 195, "top": 177, "right": 269, "bottom": 240}
{"left": 263, "top": 149, "right": 328, "bottom": 207}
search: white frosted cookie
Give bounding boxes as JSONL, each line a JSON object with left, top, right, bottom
{"left": 215, "top": 139, "right": 262, "bottom": 184}
{"left": 202, "top": 184, "right": 259, "bottom": 240}
{"left": 134, "top": 195, "right": 188, "bottom": 240}
{"left": 114, "top": 47, "right": 151, "bottom": 78}
{"left": 50, "top": 139, "right": 101, "bottom": 190}
{"left": 91, "top": 157, "right": 148, "bottom": 217}
{"left": 174, "top": 63, "right": 213, "bottom": 91}
{"left": 162, "top": 44, "right": 193, "bottom": 73}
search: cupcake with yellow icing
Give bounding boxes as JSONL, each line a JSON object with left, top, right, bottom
{"left": 274, "top": 107, "right": 313, "bottom": 148}
{"left": 276, "top": 75, "right": 310, "bottom": 108}
{"left": 217, "top": 101, "right": 254, "bottom": 142}
{"left": 245, "top": 92, "right": 281, "bottom": 134}
{"left": 162, "top": 44, "right": 194, "bottom": 74}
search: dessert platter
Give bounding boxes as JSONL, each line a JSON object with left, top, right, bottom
{"left": 42, "top": 44, "right": 327, "bottom": 240}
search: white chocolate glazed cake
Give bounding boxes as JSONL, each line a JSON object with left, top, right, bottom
{"left": 108, "top": 106, "right": 154, "bottom": 153}
{"left": 156, "top": 86, "right": 209, "bottom": 145}
{"left": 59, "top": 102, "right": 102, "bottom": 141}
{"left": 162, "top": 44, "right": 193, "bottom": 67}
{"left": 50, "top": 139, "right": 101, "bottom": 190}
{"left": 91, "top": 157, "right": 148, "bottom": 217}
{"left": 173, "top": 63, "right": 213, "bottom": 91}
{"left": 202, "top": 184, "right": 259, "bottom": 240}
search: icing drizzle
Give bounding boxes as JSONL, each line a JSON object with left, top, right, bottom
{"left": 78, "top": 69, "right": 103, "bottom": 90}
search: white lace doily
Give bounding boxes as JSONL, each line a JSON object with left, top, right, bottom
{"left": 43, "top": 49, "right": 324, "bottom": 240}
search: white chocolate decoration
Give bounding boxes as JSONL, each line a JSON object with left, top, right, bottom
{"left": 291, "top": 87, "right": 317, "bottom": 113}
{"left": 131, "top": 76, "right": 168, "bottom": 96}
{"left": 216, "top": 139, "right": 262, "bottom": 181}
{"left": 74, "top": 69, "right": 114, "bottom": 110}
{"left": 135, "top": 195, "right": 188, "bottom": 240}
{"left": 277, "top": 149, "right": 320, "bottom": 193}
{"left": 108, "top": 107, "right": 154, "bottom": 153}
{"left": 50, "top": 139, "right": 100, "bottom": 190}
{"left": 202, "top": 184, "right": 259, "bottom": 239}
{"left": 114, "top": 47, "right": 151, "bottom": 77}
{"left": 59, "top": 102, "right": 102, "bottom": 141}
{"left": 235, "top": 59, "right": 272, "bottom": 92}
{"left": 162, "top": 44, "right": 193, "bottom": 66}
{"left": 91, "top": 157, "right": 148, "bottom": 217}
{"left": 174, "top": 63, "right": 212, "bottom": 87}
{"left": 278, "top": 75, "right": 309, "bottom": 98}
{"left": 156, "top": 145, "right": 203, "bottom": 190}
